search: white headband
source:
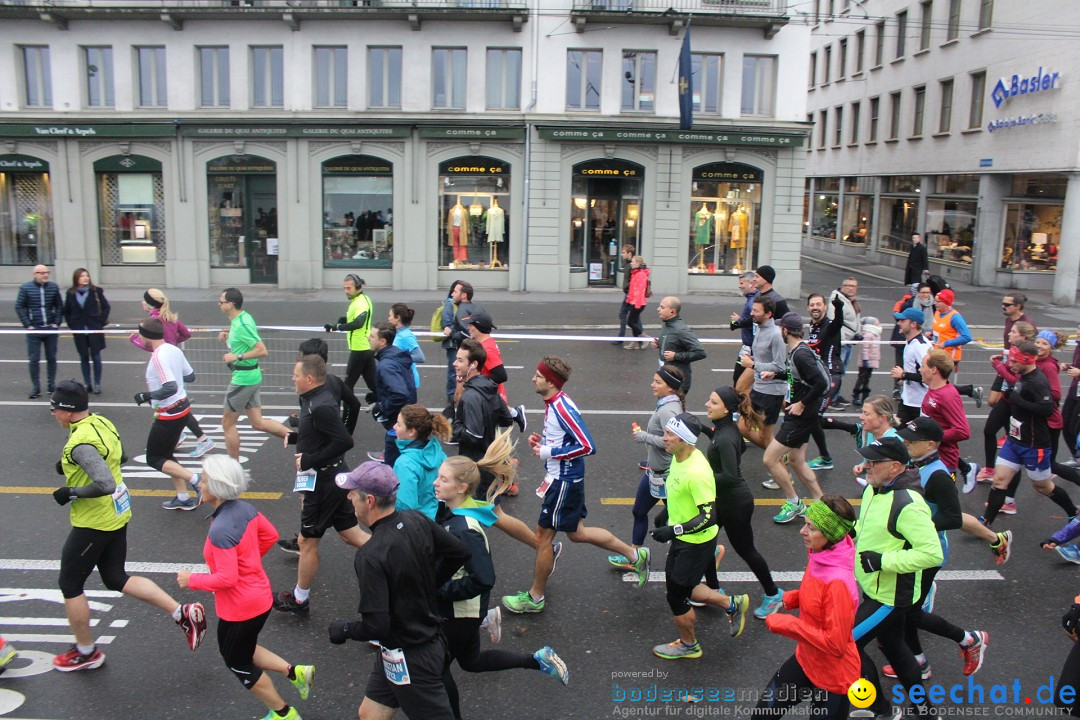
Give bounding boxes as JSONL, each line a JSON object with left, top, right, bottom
{"left": 665, "top": 416, "right": 698, "bottom": 445}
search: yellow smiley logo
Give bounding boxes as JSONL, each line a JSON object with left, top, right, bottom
{"left": 848, "top": 678, "right": 877, "bottom": 709}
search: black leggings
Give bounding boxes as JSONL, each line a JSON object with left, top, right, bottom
{"left": 185, "top": 413, "right": 206, "bottom": 438}
{"left": 59, "top": 525, "right": 130, "bottom": 599}
{"left": 631, "top": 472, "right": 662, "bottom": 546}
{"left": 903, "top": 567, "right": 965, "bottom": 655}
{"left": 853, "top": 597, "right": 927, "bottom": 715}
{"left": 810, "top": 376, "right": 844, "bottom": 460}
{"left": 1064, "top": 393, "right": 1080, "bottom": 461}
{"left": 626, "top": 306, "right": 644, "bottom": 337}
{"left": 145, "top": 412, "right": 188, "bottom": 471}
{"left": 442, "top": 617, "right": 538, "bottom": 720}
{"left": 752, "top": 654, "right": 850, "bottom": 720}
{"left": 983, "top": 402, "right": 1011, "bottom": 468}
{"left": 1058, "top": 638, "right": 1080, "bottom": 716}
{"left": 716, "top": 489, "right": 779, "bottom": 597}
{"left": 345, "top": 349, "right": 376, "bottom": 396}
{"left": 218, "top": 609, "right": 270, "bottom": 689}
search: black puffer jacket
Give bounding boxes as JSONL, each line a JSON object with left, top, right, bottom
{"left": 16, "top": 279, "right": 62, "bottom": 328}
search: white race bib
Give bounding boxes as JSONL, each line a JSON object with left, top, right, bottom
{"left": 112, "top": 481, "right": 131, "bottom": 516}
{"left": 1008, "top": 416, "right": 1022, "bottom": 440}
{"left": 293, "top": 470, "right": 317, "bottom": 493}
{"left": 536, "top": 473, "right": 555, "bottom": 498}
{"left": 380, "top": 646, "right": 411, "bottom": 685}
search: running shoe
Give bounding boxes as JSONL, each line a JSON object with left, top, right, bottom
{"left": 0, "top": 636, "right": 17, "bottom": 675}
{"left": 962, "top": 463, "right": 980, "bottom": 495}
{"left": 773, "top": 499, "right": 806, "bottom": 524}
{"left": 290, "top": 664, "right": 315, "bottom": 701}
{"left": 259, "top": 708, "right": 300, "bottom": 720}
{"left": 1000, "top": 501, "right": 1018, "bottom": 515}
{"left": 53, "top": 645, "right": 105, "bottom": 672}
{"left": 973, "top": 386, "right": 985, "bottom": 409}
{"left": 273, "top": 591, "right": 311, "bottom": 615}
{"left": 162, "top": 496, "right": 198, "bottom": 511}
{"left": 753, "top": 590, "right": 785, "bottom": 619}
{"left": 807, "top": 456, "right": 834, "bottom": 470}
{"left": 549, "top": 541, "right": 563, "bottom": 576}
{"left": 278, "top": 535, "right": 301, "bottom": 555}
{"left": 977, "top": 467, "right": 995, "bottom": 482}
{"left": 187, "top": 437, "right": 216, "bottom": 458}
{"left": 504, "top": 481, "right": 520, "bottom": 497}
{"left": 992, "top": 531, "right": 1012, "bottom": 565}
{"left": 921, "top": 581, "right": 938, "bottom": 613}
{"left": 883, "top": 657, "right": 932, "bottom": 680}
{"left": 175, "top": 430, "right": 190, "bottom": 448}
{"left": 486, "top": 606, "right": 502, "bottom": 644}
{"left": 960, "top": 631, "right": 989, "bottom": 675}
{"left": 513, "top": 404, "right": 527, "bottom": 433}
{"left": 829, "top": 399, "right": 849, "bottom": 412}
{"left": 607, "top": 553, "right": 633, "bottom": 570}
{"left": 762, "top": 477, "right": 780, "bottom": 490}
{"left": 632, "top": 547, "right": 651, "bottom": 589}
{"left": 502, "top": 591, "right": 544, "bottom": 614}
{"left": 652, "top": 640, "right": 702, "bottom": 660}
{"left": 727, "top": 594, "right": 750, "bottom": 638}
{"left": 177, "top": 602, "right": 208, "bottom": 651}
{"left": 715, "top": 543, "right": 726, "bottom": 571}
{"left": 1057, "top": 545, "right": 1080, "bottom": 565}
{"left": 534, "top": 646, "right": 569, "bottom": 685}
{"left": 366, "top": 451, "right": 385, "bottom": 462}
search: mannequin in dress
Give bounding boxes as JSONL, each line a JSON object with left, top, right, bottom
{"left": 729, "top": 204, "right": 749, "bottom": 273}
{"left": 694, "top": 203, "right": 712, "bottom": 270}
{"left": 447, "top": 196, "right": 470, "bottom": 264}
{"left": 486, "top": 198, "right": 505, "bottom": 268}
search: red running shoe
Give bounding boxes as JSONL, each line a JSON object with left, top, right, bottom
{"left": 178, "top": 602, "right": 208, "bottom": 651}
{"left": 961, "top": 631, "right": 989, "bottom": 675}
{"left": 53, "top": 645, "right": 105, "bottom": 672}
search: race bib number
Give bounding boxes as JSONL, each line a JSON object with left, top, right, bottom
{"left": 536, "top": 473, "right": 555, "bottom": 498}
{"left": 647, "top": 471, "right": 667, "bottom": 500}
{"left": 112, "top": 482, "right": 131, "bottom": 516}
{"left": 380, "top": 646, "right": 411, "bottom": 685}
{"left": 293, "top": 470, "right": 317, "bottom": 493}
{"left": 1008, "top": 416, "right": 1022, "bottom": 440}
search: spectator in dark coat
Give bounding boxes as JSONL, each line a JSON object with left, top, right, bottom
{"left": 63, "top": 268, "right": 111, "bottom": 394}
{"left": 904, "top": 233, "right": 929, "bottom": 284}
{"left": 15, "top": 264, "right": 63, "bottom": 399}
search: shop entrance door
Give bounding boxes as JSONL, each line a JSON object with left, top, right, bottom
{"left": 245, "top": 176, "right": 278, "bottom": 284}
{"left": 570, "top": 161, "right": 643, "bottom": 287}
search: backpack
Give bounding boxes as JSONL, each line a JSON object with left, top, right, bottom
{"left": 430, "top": 302, "right": 458, "bottom": 342}
{"left": 926, "top": 274, "right": 950, "bottom": 295}
{"left": 645, "top": 279, "right": 653, "bottom": 299}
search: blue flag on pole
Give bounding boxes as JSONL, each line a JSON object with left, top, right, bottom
{"left": 678, "top": 27, "right": 693, "bottom": 130}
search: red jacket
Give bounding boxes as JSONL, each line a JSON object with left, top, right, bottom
{"left": 627, "top": 266, "right": 650, "bottom": 308}
{"left": 765, "top": 536, "right": 861, "bottom": 695}
{"left": 188, "top": 500, "right": 278, "bottom": 622}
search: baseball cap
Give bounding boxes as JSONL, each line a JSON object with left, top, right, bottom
{"left": 51, "top": 380, "right": 88, "bottom": 412}
{"left": 936, "top": 288, "right": 955, "bottom": 305}
{"left": 857, "top": 436, "right": 911, "bottom": 464}
{"left": 896, "top": 416, "right": 944, "bottom": 443}
{"left": 893, "top": 307, "right": 925, "bottom": 325}
{"left": 779, "top": 311, "right": 803, "bottom": 332}
{"left": 463, "top": 309, "right": 497, "bottom": 334}
{"left": 335, "top": 461, "right": 400, "bottom": 496}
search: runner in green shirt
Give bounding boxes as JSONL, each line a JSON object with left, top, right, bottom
{"left": 650, "top": 412, "right": 750, "bottom": 660}
{"left": 218, "top": 288, "right": 289, "bottom": 459}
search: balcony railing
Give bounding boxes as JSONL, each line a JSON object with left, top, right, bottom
{"left": 572, "top": 0, "right": 786, "bottom": 14}
{"left": 0, "top": 1, "right": 529, "bottom": 10}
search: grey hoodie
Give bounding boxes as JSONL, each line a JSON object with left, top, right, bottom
{"left": 751, "top": 318, "right": 787, "bottom": 396}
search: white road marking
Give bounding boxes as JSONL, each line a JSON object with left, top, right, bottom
{"left": 0, "top": 617, "right": 101, "bottom": 627}
{"left": 621, "top": 569, "right": 1005, "bottom": 583}
{"left": 0, "top": 561, "right": 209, "bottom": 574}
{"left": 1, "top": 633, "right": 115, "bottom": 645}
{"left": 0, "top": 588, "right": 120, "bottom": 612}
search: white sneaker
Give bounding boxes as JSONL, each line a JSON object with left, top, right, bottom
{"left": 485, "top": 606, "right": 502, "bottom": 644}
{"left": 762, "top": 477, "right": 779, "bottom": 490}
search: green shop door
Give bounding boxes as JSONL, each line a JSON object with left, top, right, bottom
{"left": 245, "top": 175, "right": 278, "bottom": 284}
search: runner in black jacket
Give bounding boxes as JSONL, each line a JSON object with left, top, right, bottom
{"left": 805, "top": 293, "right": 847, "bottom": 469}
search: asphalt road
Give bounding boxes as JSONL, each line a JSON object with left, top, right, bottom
{"left": 0, "top": 265, "right": 1077, "bottom": 720}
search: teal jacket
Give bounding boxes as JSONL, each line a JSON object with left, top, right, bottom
{"left": 854, "top": 476, "right": 943, "bottom": 608}
{"left": 393, "top": 437, "right": 447, "bottom": 519}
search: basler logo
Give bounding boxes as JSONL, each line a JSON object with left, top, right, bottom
{"left": 991, "top": 67, "right": 1062, "bottom": 108}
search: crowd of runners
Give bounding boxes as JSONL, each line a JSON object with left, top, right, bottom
{"left": 5, "top": 262, "right": 1080, "bottom": 720}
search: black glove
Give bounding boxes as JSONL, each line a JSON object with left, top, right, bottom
{"left": 651, "top": 525, "right": 676, "bottom": 544}
{"left": 324, "top": 323, "right": 335, "bottom": 333}
{"left": 53, "top": 487, "right": 74, "bottom": 506}
{"left": 365, "top": 391, "right": 377, "bottom": 404}
{"left": 370, "top": 402, "right": 383, "bottom": 421}
{"left": 56, "top": 460, "right": 65, "bottom": 475}
{"left": 287, "top": 414, "right": 300, "bottom": 428}
{"left": 832, "top": 294, "right": 845, "bottom": 310}
{"left": 328, "top": 620, "right": 352, "bottom": 645}
{"left": 853, "top": 332, "right": 864, "bottom": 341}
{"left": 653, "top": 507, "right": 669, "bottom": 528}
{"left": 133, "top": 392, "right": 151, "bottom": 406}
{"left": 859, "top": 551, "right": 883, "bottom": 573}
{"left": 1063, "top": 604, "right": 1080, "bottom": 635}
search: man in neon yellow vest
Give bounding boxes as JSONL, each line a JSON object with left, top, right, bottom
{"left": 325, "top": 274, "right": 375, "bottom": 397}
{"left": 48, "top": 380, "right": 208, "bottom": 672}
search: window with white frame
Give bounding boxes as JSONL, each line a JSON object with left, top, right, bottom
{"left": 838, "top": 39, "right": 847, "bottom": 80}
{"left": 939, "top": 78, "right": 953, "bottom": 132}
{"left": 198, "top": 47, "right": 230, "bottom": 108}
{"left": 313, "top": 46, "right": 347, "bottom": 108}
{"left": 432, "top": 48, "right": 467, "bottom": 110}
{"left": 834, "top": 106, "right": 844, "bottom": 146}
{"left": 691, "top": 53, "right": 723, "bottom": 113}
{"left": 84, "top": 46, "right": 114, "bottom": 108}
{"left": 913, "top": 86, "right": 926, "bottom": 136}
{"left": 368, "top": 47, "right": 402, "bottom": 109}
{"left": 251, "top": 46, "right": 283, "bottom": 108}
{"left": 566, "top": 49, "right": 601, "bottom": 111}
{"left": 855, "top": 30, "right": 865, "bottom": 72}
{"left": 947, "top": 0, "right": 962, "bottom": 40}
{"left": 808, "top": 52, "right": 817, "bottom": 87}
{"left": 874, "top": 21, "right": 886, "bottom": 66}
{"left": 621, "top": 51, "right": 656, "bottom": 112}
{"left": 823, "top": 45, "right": 832, "bottom": 83}
{"left": 896, "top": 10, "right": 908, "bottom": 58}
{"left": 486, "top": 48, "right": 522, "bottom": 110}
{"left": 136, "top": 47, "right": 167, "bottom": 108}
{"left": 969, "top": 70, "right": 986, "bottom": 128}
{"left": 741, "top": 55, "right": 776, "bottom": 117}
{"left": 819, "top": 109, "right": 828, "bottom": 148}
{"left": 20, "top": 46, "right": 52, "bottom": 108}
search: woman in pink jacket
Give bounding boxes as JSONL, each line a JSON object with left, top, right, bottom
{"left": 177, "top": 456, "right": 313, "bottom": 720}
{"left": 753, "top": 495, "right": 860, "bottom": 720}
{"left": 624, "top": 255, "right": 651, "bottom": 350}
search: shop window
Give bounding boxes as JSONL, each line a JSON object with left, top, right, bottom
{"left": 1001, "top": 203, "right": 1062, "bottom": 272}
{"left": 439, "top": 156, "right": 510, "bottom": 270}
{"left": 323, "top": 155, "right": 392, "bottom": 269}
{"left": 688, "top": 162, "right": 761, "bottom": 274}
{"left": 811, "top": 191, "right": 838, "bottom": 241}
{"left": 841, "top": 195, "right": 873, "bottom": 245}
{"left": 95, "top": 155, "right": 165, "bottom": 266}
{"left": 1011, "top": 174, "right": 1067, "bottom": 199}
{"left": 878, "top": 195, "right": 919, "bottom": 253}
{"left": 570, "top": 159, "right": 642, "bottom": 286}
{"left": 207, "top": 155, "right": 278, "bottom": 284}
{"left": 0, "top": 155, "right": 54, "bottom": 266}
{"left": 935, "top": 174, "right": 979, "bottom": 195}
{"left": 925, "top": 199, "right": 975, "bottom": 264}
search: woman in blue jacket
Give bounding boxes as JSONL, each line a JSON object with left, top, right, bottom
{"left": 392, "top": 404, "right": 450, "bottom": 518}
{"left": 62, "top": 268, "right": 110, "bottom": 394}
{"left": 389, "top": 303, "right": 425, "bottom": 390}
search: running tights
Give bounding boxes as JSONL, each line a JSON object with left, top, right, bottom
{"left": 442, "top": 618, "right": 539, "bottom": 720}
{"left": 752, "top": 654, "right": 850, "bottom": 720}
{"left": 716, "top": 490, "right": 779, "bottom": 597}
{"left": 631, "top": 472, "right": 662, "bottom": 546}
